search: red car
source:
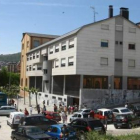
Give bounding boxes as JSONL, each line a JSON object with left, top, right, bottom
{"left": 43, "top": 111, "right": 61, "bottom": 122}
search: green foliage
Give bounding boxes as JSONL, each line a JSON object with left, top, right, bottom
{"left": 86, "top": 131, "right": 140, "bottom": 140}
{"left": 0, "top": 52, "right": 20, "bottom": 62}
{"left": 0, "top": 67, "right": 20, "bottom": 86}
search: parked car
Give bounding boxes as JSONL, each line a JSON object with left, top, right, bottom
{"left": 128, "top": 103, "right": 140, "bottom": 116}
{"left": 91, "top": 108, "right": 114, "bottom": 123}
{"left": 43, "top": 111, "right": 61, "bottom": 122}
{"left": 0, "top": 106, "right": 16, "bottom": 116}
{"left": 68, "top": 118, "right": 106, "bottom": 138}
{"left": 7, "top": 112, "right": 25, "bottom": 129}
{"left": 21, "top": 114, "right": 57, "bottom": 131}
{"left": 70, "top": 112, "right": 88, "bottom": 122}
{"left": 114, "top": 114, "right": 140, "bottom": 129}
{"left": 46, "top": 124, "right": 77, "bottom": 140}
{"left": 11, "top": 126, "right": 52, "bottom": 140}
{"left": 76, "top": 108, "right": 91, "bottom": 115}
{"left": 112, "top": 107, "right": 133, "bottom": 116}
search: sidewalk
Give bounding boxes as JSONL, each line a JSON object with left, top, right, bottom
{"left": 14, "top": 97, "right": 54, "bottom": 114}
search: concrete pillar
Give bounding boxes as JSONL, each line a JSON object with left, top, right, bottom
{"left": 51, "top": 76, "right": 54, "bottom": 94}
{"left": 122, "top": 76, "right": 127, "bottom": 90}
{"left": 79, "top": 75, "right": 83, "bottom": 109}
{"left": 35, "top": 76, "right": 36, "bottom": 88}
{"left": 108, "top": 75, "right": 114, "bottom": 89}
{"left": 63, "top": 75, "right": 66, "bottom": 95}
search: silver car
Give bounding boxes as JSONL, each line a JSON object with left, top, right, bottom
{"left": 0, "top": 106, "right": 16, "bottom": 116}
{"left": 112, "top": 107, "right": 133, "bottom": 116}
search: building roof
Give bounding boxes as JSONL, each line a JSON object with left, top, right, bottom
{"left": 21, "top": 32, "right": 59, "bottom": 41}
{"left": 27, "top": 15, "right": 140, "bottom": 55}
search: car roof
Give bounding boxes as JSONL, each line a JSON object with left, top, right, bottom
{"left": 25, "top": 114, "right": 44, "bottom": 118}
{"left": 44, "top": 111, "right": 59, "bottom": 114}
{"left": 113, "top": 107, "right": 128, "bottom": 110}
{"left": 73, "top": 112, "right": 83, "bottom": 115}
{"left": 72, "top": 118, "right": 99, "bottom": 121}
{"left": 10, "top": 112, "right": 24, "bottom": 115}
{"left": 1, "top": 106, "right": 15, "bottom": 108}
{"left": 98, "top": 108, "right": 112, "bottom": 111}
{"left": 51, "top": 124, "right": 73, "bottom": 128}
{"left": 19, "top": 126, "right": 39, "bottom": 128}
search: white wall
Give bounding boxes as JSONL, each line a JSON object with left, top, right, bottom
{"left": 76, "top": 19, "right": 115, "bottom": 76}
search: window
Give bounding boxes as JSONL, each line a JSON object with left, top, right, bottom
{"left": 114, "top": 77, "right": 122, "bottom": 89}
{"left": 43, "top": 56, "right": 48, "bottom": 61}
{"left": 100, "top": 57, "right": 108, "bottom": 65}
{"left": 44, "top": 69, "right": 47, "bottom": 74}
{"left": 115, "top": 59, "right": 122, "bottom": 62}
{"left": 22, "top": 44, "right": 24, "bottom": 50}
{"left": 120, "top": 41, "right": 123, "bottom": 45}
{"left": 101, "top": 24, "right": 109, "bottom": 30}
{"left": 101, "top": 40, "right": 108, "bottom": 47}
{"left": 27, "top": 57, "right": 29, "bottom": 61}
{"left": 36, "top": 52, "right": 39, "bottom": 58}
{"left": 50, "top": 46, "right": 53, "bottom": 54}
{"left": 33, "top": 54, "right": 35, "bottom": 59}
{"left": 30, "top": 55, "right": 32, "bottom": 60}
{"left": 128, "top": 59, "right": 135, "bottom": 67}
{"left": 32, "top": 65, "right": 35, "bottom": 71}
{"left": 55, "top": 45, "right": 59, "bottom": 52}
{"left": 127, "top": 77, "right": 140, "bottom": 90}
{"left": 69, "top": 39, "right": 74, "bottom": 48}
{"left": 61, "top": 58, "right": 66, "bottom": 67}
{"left": 33, "top": 40, "right": 40, "bottom": 48}
{"left": 129, "top": 27, "right": 136, "bottom": 33}
{"left": 128, "top": 43, "right": 135, "bottom": 50}
{"left": 55, "top": 60, "right": 59, "bottom": 68}
{"left": 115, "top": 41, "right": 118, "bottom": 45}
{"left": 29, "top": 65, "right": 32, "bottom": 71}
{"left": 37, "top": 66, "right": 42, "bottom": 70}
{"left": 61, "top": 45, "right": 66, "bottom": 50}
{"left": 26, "top": 66, "right": 28, "bottom": 71}
{"left": 27, "top": 41, "right": 29, "bottom": 47}
{"left": 68, "top": 56, "right": 74, "bottom": 66}
{"left": 116, "top": 25, "right": 123, "bottom": 31}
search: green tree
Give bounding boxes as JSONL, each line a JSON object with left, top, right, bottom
{"left": 0, "top": 67, "right": 9, "bottom": 86}
{"left": 30, "top": 87, "right": 39, "bottom": 106}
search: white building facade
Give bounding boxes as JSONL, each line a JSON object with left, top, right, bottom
{"left": 26, "top": 7, "right": 140, "bottom": 109}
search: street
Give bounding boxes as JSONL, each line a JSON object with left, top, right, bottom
{"left": 0, "top": 98, "right": 140, "bottom": 140}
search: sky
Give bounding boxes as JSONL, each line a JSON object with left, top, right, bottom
{"left": 0, "top": 0, "right": 140, "bottom": 54}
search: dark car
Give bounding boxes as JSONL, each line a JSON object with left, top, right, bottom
{"left": 11, "top": 126, "right": 52, "bottom": 140}
{"left": 21, "top": 114, "right": 57, "bottom": 131}
{"left": 114, "top": 114, "right": 140, "bottom": 129}
{"left": 42, "top": 111, "right": 61, "bottom": 122}
{"left": 68, "top": 118, "right": 106, "bottom": 139}
{"left": 128, "top": 104, "right": 140, "bottom": 116}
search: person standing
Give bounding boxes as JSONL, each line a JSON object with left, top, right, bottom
{"left": 54, "top": 104, "right": 57, "bottom": 112}
{"left": 37, "top": 104, "right": 40, "bottom": 114}
{"left": 43, "top": 104, "right": 46, "bottom": 112}
{"left": 29, "top": 105, "right": 33, "bottom": 115}
{"left": 61, "top": 124, "right": 69, "bottom": 139}
{"left": 24, "top": 108, "right": 29, "bottom": 116}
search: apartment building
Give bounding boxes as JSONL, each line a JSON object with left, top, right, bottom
{"left": 20, "top": 33, "right": 59, "bottom": 90}
{"left": 26, "top": 6, "right": 140, "bottom": 108}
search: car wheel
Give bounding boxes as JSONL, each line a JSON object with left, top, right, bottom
{"left": 114, "top": 124, "right": 118, "bottom": 129}
{"left": 128, "top": 123, "right": 132, "bottom": 129}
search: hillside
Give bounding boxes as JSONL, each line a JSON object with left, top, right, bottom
{"left": 0, "top": 52, "right": 21, "bottom": 62}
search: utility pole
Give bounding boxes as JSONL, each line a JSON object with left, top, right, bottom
{"left": 90, "top": 6, "right": 98, "bottom": 22}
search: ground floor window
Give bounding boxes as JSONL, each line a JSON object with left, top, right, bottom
{"left": 83, "top": 76, "right": 108, "bottom": 89}
{"left": 127, "top": 77, "right": 140, "bottom": 90}
{"left": 114, "top": 77, "right": 122, "bottom": 89}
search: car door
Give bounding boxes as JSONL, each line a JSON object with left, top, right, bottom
{"left": 70, "top": 120, "right": 82, "bottom": 132}
{"left": 0, "top": 107, "right": 7, "bottom": 115}
{"left": 112, "top": 109, "right": 119, "bottom": 116}
{"left": 15, "top": 127, "right": 26, "bottom": 140}
{"left": 47, "top": 126, "right": 59, "bottom": 139}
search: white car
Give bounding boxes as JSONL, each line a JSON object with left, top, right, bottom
{"left": 112, "top": 107, "right": 133, "bottom": 116}
{"left": 0, "top": 106, "right": 16, "bottom": 116}
{"left": 76, "top": 108, "right": 91, "bottom": 115}
{"left": 70, "top": 112, "right": 89, "bottom": 122}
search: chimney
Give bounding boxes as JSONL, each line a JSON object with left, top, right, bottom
{"left": 120, "top": 7, "right": 129, "bottom": 19}
{"left": 109, "top": 5, "right": 113, "bottom": 18}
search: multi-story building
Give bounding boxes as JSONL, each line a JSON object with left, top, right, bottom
{"left": 20, "top": 33, "right": 59, "bottom": 90}
{"left": 26, "top": 6, "right": 140, "bottom": 108}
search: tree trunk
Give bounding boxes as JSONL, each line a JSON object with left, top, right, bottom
{"left": 29, "top": 92, "right": 31, "bottom": 106}
{"left": 35, "top": 93, "right": 38, "bottom": 106}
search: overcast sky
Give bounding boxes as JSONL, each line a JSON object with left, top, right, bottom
{"left": 0, "top": 0, "right": 139, "bottom": 54}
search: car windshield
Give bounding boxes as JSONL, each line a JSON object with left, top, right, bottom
{"left": 88, "top": 120, "right": 103, "bottom": 129}
{"left": 53, "top": 113, "right": 60, "bottom": 117}
{"left": 26, "top": 127, "right": 44, "bottom": 135}
{"left": 120, "top": 109, "right": 131, "bottom": 113}
{"left": 61, "top": 126, "right": 75, "bottom": 133}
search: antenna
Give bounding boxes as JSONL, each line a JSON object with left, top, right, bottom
{"left": 90, "top": 6, "right": 98, "bottom": 22}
